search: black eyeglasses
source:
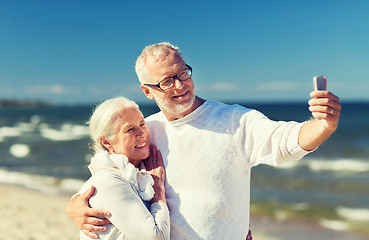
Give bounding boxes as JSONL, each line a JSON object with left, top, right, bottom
{"left": 143, "top": 65, "right": 192, "bottom": 91}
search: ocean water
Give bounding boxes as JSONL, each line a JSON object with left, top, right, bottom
{"left": 1, "top": 101, "right": 368, "bottom": 235}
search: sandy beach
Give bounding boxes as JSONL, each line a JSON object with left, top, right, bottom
{"left": 1, "top": 184, "right": 79, "bottom": 240}
{"left": 1, "top": 184, "right": 367, "bottom": 240}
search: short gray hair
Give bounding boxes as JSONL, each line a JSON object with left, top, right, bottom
{"left": 88, "top": 97, "right": 140, "bottom": 153}
{"left": 135, "top": 42, "right": 182, "bottom": 83}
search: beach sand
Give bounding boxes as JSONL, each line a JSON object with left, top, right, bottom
{"left": 1, "top": 184, "right": 367, "bottom": 240}
{"left": 1, "top": 184, "right": 79, "bottom": 240}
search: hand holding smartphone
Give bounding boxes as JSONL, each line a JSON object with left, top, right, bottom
{"left": 313, "top": 75, "right": 327, "bottom": 91}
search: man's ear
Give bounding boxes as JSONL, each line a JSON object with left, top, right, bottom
{"left": 100, "top": 136, "right": 115, "bottom": 154}
{"left": 140, "top": 85, "right": 155, "bottom": 100}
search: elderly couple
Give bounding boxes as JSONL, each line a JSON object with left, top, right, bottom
{"left": 67, "top": 42, "right": 341, "bottom": 240}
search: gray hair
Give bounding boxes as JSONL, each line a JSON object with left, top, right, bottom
{"left": 135, "top": 42, "right": 183, "bottom": 83}
{"left": 88, "top": 97, "right": 140, "bottom": 153}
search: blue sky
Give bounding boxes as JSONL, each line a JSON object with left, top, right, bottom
{"left": 1, "top": 0, "right": 368, "bottom": 104}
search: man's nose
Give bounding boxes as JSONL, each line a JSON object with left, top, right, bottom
{"left": 173, "top": 78, "right": 184, "bottom": 88}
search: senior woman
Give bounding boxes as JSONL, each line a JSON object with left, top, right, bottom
{"left": 77, "top": 97, "right": 169, "bottom": 240}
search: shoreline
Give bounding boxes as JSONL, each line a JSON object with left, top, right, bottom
{"left": 1, "top": 183, "right": 368, "bottom": 240}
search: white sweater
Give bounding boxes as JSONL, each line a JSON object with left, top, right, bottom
{"left": 146, "top": 100, "right": 310, "bottom": 240}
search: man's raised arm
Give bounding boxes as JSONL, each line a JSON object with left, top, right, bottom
{"left": 66, "top": 186, "right": 111, "bottom": 239}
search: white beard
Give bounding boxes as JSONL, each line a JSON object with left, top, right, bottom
{"left": 153, "top": 92, "right": 195, "bottom": 117}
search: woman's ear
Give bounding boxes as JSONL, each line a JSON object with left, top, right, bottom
{"left": 100, "top": 136, "right": 115, "bottom": 154}
{"left": 140, "top": 85, "right": 155, "bottom": 100}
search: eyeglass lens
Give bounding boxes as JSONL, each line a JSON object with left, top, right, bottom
{"left": 159, "top": 69, "right": 192, "bottom": 90}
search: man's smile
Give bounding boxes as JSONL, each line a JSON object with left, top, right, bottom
{"left": 173, "top": 90, "right": 189, "bottom": 99}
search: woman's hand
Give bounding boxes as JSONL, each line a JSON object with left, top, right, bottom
{"left": 145, "top": 145, "right": 166, "bottom": 204}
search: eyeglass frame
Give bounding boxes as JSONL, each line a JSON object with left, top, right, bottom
{"left": 142, "top": 64, "right": 192, "bottom": 91}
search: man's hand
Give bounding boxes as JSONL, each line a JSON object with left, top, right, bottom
{"left": 308, "top": 90, "right": 341, "bottom": 131}
{"left": 299, "top": 90, "right": 341, "bottom": 151}
{"left": 66, "top": 186, "right": 111, "bottom": 239}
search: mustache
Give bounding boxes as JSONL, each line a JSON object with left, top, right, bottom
{"left": 172, "top": 88, "right": 189, "bottom": 96}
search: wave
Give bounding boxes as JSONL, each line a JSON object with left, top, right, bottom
{"left": 39, "top": 123, "right": 89, "bottom": 141}
{"left": 0, "top": 115, "right": 89, "bottom": 142}
{"left": 0, "top": 126, "right": 23, "bottom": 142}
{"left": 307, "top": 159, "right": 369, "bottom": 173}
{"left": 337, "top": 207, "right": 369, "bottom": 222}
{"left": 319, "top": 219, "right": 351, "bottom": 231}
{"left": 277, "top": 158, "right": 369, "bottom": 173}
{"left": 252, "top": 200, "right": 369, "bottom": 235}
{"left": 0, "top": 115, "right": 42, "bottom": 142}
{"left": 9, "top": 144, "right": 31, "bottom": 158}
{"left": 319, "top": 207, "right": 369, "bottom": 233}
{"left": 0, "top": 168, "right": 84, "bottom": 196}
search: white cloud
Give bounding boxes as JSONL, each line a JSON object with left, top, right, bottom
{"left": 88, "top": 84, "right": 140, "bottom": 96}
{"left": 0, "top": 86, "right": 15, "bottom": 96}
{"left": 7, "top": 83, "right": 146, "bottom": 103}
{"left": 256, "top": 81, "right": 301, "bottom": 91}
{"left": 209, "top": 82, "right": 240, "bottom": 91}
{"left": 24, "top": 84, "right": 65, "bottom": 95}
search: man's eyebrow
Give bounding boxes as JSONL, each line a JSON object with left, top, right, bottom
{"left": 159, "top": 72, "right": 173, "bottom": 81}
{"left": 160, "top": 67, "right": 187, "bottom": 80}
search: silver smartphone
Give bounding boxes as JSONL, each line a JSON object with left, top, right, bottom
{"left": 313, "top": 75, "right": 327, "bottom": 91}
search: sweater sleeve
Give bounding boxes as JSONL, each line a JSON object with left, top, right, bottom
{"left": 89, "top": 171, "right": 170, "bottom": 240}
{"left": 236, "top": 109, "right": 311, "bottom": 167}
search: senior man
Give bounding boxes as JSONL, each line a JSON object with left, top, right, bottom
{"left": 67, "top": 42, "right": 341, "bottom": 240}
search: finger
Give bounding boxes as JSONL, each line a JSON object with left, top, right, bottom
{"left": 310, "top": 91, "right": 340, "bottom": 102}
{"left": 156, "top": 149, "right": 163, "bottom": 166}
{"left": 86, "top": 208, "right": 111, "bottom": 218}
{"left": 308, "top": 98, "right": 341, "bottom": 116}
{"left": 309, "top": 105, "right": 330, "bottom": 114}
{"left": 311, "top": 111, "right": 334, "bottom": 120}
{"left": 146, "top": 146, "right": 153, "bottom": 170}
{"left": 152, "top": 145, "right": 157, "bottom": 165}
{"left": 310, "top": 90, "right": 327, "bottom": 98}
{"left": 328, "top": 103, "right": 341, "bottom": 117}
{"left": 81, "top": 228, "right": 99, "bottom": 239}
{"left": 328, "top": 92, "right": 340, "bottom": 102}
{"left": 83, "top": 222, "right": 109, "bottom": 231}
{"left": 81, "top": 186, "right": 95, "bottom": 206}
{"left": 139, "top": 161, "right": 146, "bottom": 172}
{"left": 308, "top": 97, "right": 339, "bottom": 109}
